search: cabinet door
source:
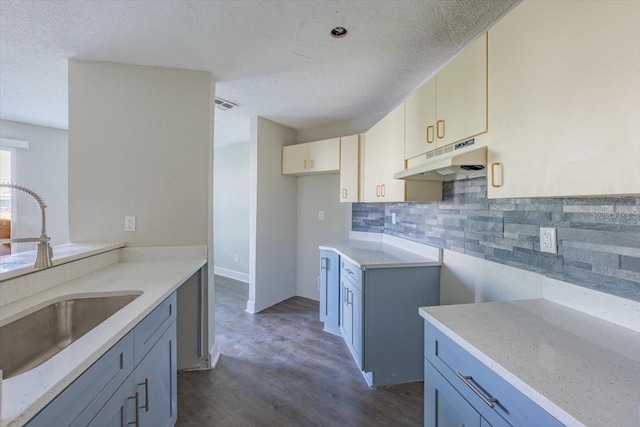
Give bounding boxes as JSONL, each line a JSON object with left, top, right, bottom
{"left": 319, "top": 250, "right": 340, "bottom": 334}
{"left": 424, "top": 359, "right": 481, "bottom": 427}
{"left": 405, "top": 78, "right": 437, "bottom": 159}
{"left": 436, "top": 33, "right": 487, "bottom": 148}
{"left": 487, "top": 1, "right": 640, "bottom": 198}
{"left": 88, "top": 376, "right": 137, "bottom": 427}
{"left": 308, "top": 138, "right": 340, "bottom": 172}
{"left": 282, "top": 143, "right": 309, "bottom": 174}
{"left": 350, "top": 284, "right": 363, "bottom": 370}
{"left": 339, "top": 278, "right": 353, "bottom": 346}
{"left": 363, "top": 103, "right": 406, "bottom": 202}
{"left": 339, "top": 134, "right": 360, "bottom": 202}
{"left": 137, "top": 322, "right": 177, "bottom": 427}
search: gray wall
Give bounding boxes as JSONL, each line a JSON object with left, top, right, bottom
{"left": 248, "top": 117, "right": 298, "bottom": 313}
{"left": 214, "top": 141, "right": 250, "bottom": 280}
{"left": 0, "top": 120, "right": 69, "bottom": 252}
{"left": 68, "top": 60, "right": 216, "bottom": 358}
{"left": 296, "top": 174, "right": 351, "bottom": 300}
{"left": 354, "top": 177, "right": 640, "bottom": 302}
{"left": 68, "top": 61, "right": 212, "bottom": 247}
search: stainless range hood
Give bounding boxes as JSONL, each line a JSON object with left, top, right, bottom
{"left": 394, "top": 144, "right": 487, "bottom": 181}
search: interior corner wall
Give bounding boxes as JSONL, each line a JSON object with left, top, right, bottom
{"left": 296, "top": 174, "right": 351, "bottom": 300}
{"left": 214, "top": 141, "right": 250, "bottom": 281}
{"left": 0, "top": 120, "right": 69, "bottom": 252}
{"left": 248, "top": 117, "right": 298, "bottom": 313}
{"left": 68, "top": 60, "right": 212, "bottom": 247}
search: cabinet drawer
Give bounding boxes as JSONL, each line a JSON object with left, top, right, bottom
{"left": 134, "top": 293, "right": 176, "bottom": 366}
{"left": 425, "top": 322, "right": 564, "bottom": 427}
{"left": 340, "top": 258, "right": 362, "bottom": 291}
{"left": 27, "top": 332, "right": 135, "bottom": 427}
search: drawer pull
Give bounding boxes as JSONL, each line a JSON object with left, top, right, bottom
{"left": 137, "top": 378, "right": 149, "bottom": 412}
{"left": 456, "top": 372, "right": 498, "bottom": 408}
{"left": 127, "top": 392, "right": 140, "bottom": 426}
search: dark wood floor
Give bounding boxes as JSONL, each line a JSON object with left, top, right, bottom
{"left": 176, "top": 275, "right": 423, "bottom": 426}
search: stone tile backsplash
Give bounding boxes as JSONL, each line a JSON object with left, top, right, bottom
{"left": 352, "top": 177, "right": 640, "bottom": 301}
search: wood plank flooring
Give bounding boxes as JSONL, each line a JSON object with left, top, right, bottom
{"left": 177, "top": 275, "right": 423, "bottom": 426}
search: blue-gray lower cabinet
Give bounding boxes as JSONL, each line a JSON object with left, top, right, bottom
{"left": 425, "top": 359, "right": 485, "bottom": 427}
{"left": 424, "top": 320, "right": 565, "bottom": 427}
{"left": 338, "top": 257, "right": 440, "bottom": 387}
{"left": 89, "top": 321, "right": 177, "bottom": 427}
{"left": 26, "top": 293, "right": 178, "bottom": 427}
{"left": 319, "top": 250, "right": 340, "bottom": 335}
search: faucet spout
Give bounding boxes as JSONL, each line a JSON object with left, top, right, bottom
{"left": 0, "top": 183, "right": 53, "bottom": 269}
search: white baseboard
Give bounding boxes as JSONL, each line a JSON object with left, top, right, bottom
{"left": 214, "top": 266, "right": 249, "bottom": 283}
{"left": 209, "top": 341, "right": 221, "bottom": 369}
{"left": 245, "top": 299, "right": 256, "bottom": 314}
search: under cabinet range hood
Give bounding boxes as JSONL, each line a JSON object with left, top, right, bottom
{"left": 394, "top": 141, "right": 487, "bottom": 182}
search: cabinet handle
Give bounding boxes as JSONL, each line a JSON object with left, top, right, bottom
{"left": 426, "top": 125, "right": 434, "bottom": 144}
{"left": 456, "top": 373, "right": 499, "bottom": 408}
{"left": 376, "top": 185, "right": 380, "bottom": 197}
{"left": 342, "top": 188, "right": 347, "bottom": 199}
{"left": 127, "top": 392, "right": 140, "bottom": 426}
{"left": 436, "top": 120, "right": 445, "bottom": 139}
{"left": 304, "top": 159, "right": 307, "bottom": 170}
{"left": 310, "top": 158, "right": 314, "bottom": 169}
{"left": 491, "top": 162, "right": 502, "bottom": 188}
{"left": 137, "top": 378, "right": 149, "bottom": 412}
{"left": 381, "top": 184, "right": 385, "bottom": 197}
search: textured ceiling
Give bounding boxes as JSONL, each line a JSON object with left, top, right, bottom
{"left": 0, "top": 0, "right": 518, "bottom": 145}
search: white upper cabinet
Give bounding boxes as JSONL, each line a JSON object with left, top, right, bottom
{"left": 339, "top": 134, "right": 360, "bottom": 203}
{"left": 487, "top": 1, "right": 640, "bottom": 198}
{"left": 282, "top": 137, "right": 340, "bottom": 176}
{"left": 404, "top": 33, "right": 487, "bottom": 160}
{"left": 435, "top": 33, "right": 487, "bottom": 148}
{"left": 309, "top": 138, "right": 340, "bottom": 172}
{"left": 363, "top": 104, "right": 442, "bottom": 203}
{"left": 405, "top": 78, "right": 437, "bottom": 159}
{"left": 363, "top": 104, "right": 406, "bottom": 202}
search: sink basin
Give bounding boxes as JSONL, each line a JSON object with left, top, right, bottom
{"left": 0, "top": 294, "right": 139, "bottom": 379}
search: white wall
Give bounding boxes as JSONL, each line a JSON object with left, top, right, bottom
{"left": 296, "top": 174, "right": 351, "bottom": 299}
{"left": 0, "top": 120, "right": 69, "bottom": 252}
{"left": 68, "top": 61, "right": 212, "bottom": 247}
{"left": 68, "top": 60, "right": 216, "bottom": 359}
{"left": 248, "top": 116, "right": 298, "bottom": 313}
{"left": 214, "top": 141, "right": 250, "bottom": 282}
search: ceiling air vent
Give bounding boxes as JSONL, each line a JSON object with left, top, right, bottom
{"left": 214, "top": 97, "right": 237, "bottom": 112}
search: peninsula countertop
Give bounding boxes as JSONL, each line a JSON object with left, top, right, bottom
{"left": 0, "top": 254, "right": 206, "bottom": 427}
{"left": 320, "top": 238, "right": 441, "bottom": 269}
{"left": 420, "top": 299, "right": 640, "bottom": 427}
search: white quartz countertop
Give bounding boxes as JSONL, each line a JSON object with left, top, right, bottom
{"left": 320, "top": 239, "right": 440, "bottom": 269}
{"left": 0, "top": 256, "right": 206, "bottom": 427}
{"left": 420, "top": 299, "right": 640, "bottom": 427}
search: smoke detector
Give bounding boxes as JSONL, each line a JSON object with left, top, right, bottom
{"left": 214, "top": 97, "right": 238, "bottom": 112}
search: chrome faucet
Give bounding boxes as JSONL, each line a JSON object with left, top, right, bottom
{"left": 0, "top": 183, "right": 53, "bottom": 268}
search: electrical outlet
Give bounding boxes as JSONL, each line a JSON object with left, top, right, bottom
{"left": 319, "top": 210, "right": 324, "bottom": 221}
{"left": 392, "top": 213, "right": 396, "bottom": 225}
{"left": 540, "top": 227, "right": 557, "bottom": 254}
{"left": 234, "top": 254, "right": 239, "bottom": 263}
{"left": 125, "top": 216, "right": 136, "bottom": 232}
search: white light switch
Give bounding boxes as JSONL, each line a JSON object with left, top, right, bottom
{"left": 540, "top": 227, "right": 557, "bottom": 254}
{"left": 318, "top": 210, "right": 324, "bottom": 221}
{"left": 125, "top": 216, "right": 136, "bottom": 232}
{"left": 392, "top": 213, "right": 396, "bottom": 225}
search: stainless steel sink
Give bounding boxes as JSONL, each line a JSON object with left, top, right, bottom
{"left": 0, "top": 294, "right": 139, "bottom": 379}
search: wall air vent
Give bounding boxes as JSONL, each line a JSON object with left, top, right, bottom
{"left": 214, "top": 97, "right": 238, "bottom": 112}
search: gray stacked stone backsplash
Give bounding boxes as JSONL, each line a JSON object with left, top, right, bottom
{"left": 352, "top": 177, "right": 640, "bottom": 301}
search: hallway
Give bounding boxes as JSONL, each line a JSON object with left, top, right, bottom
{"left": 176, "top": 275, "right": 423, "bottom": 426}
